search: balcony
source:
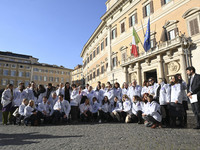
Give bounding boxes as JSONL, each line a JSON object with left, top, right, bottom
{"left": 121, "top": 36, "right": 182, "bottom": 66}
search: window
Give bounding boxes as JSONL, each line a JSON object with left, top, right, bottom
{"left": 4, "top": 64, "right": 9, "bottom": 67}
{"left": 93, "top": 72, "right": 95, "bottom": 79}
{"left": 33, "top": 75, "right": 38, "bottom": 81}
{"left": 11, "top": 70, "right": 16, "bottom": 76}
{"left": 61, "top": 77, "right": 64, "bottom": 83}
{"left": 87, "top": 76, "right": 89, "bottom": 81}
{"left": 97, "top": 69, "right": 99, "bottom": 76}
{"left": 2, "top": 79, "right": 7, "bottom": 85}
{"left": 61, "top": 71, "right": 64, "bottom": 75}
{"left": 101, "top": 41, "right": 104, "bottom": 50}
{"left": 87, "top": 57, "right": 89, "bottom": 63}
{"left": 168, "top": 30, "right": 175, "bottom": 40}
{"left": 189, "top": 18, "right": 200, "bottom": 36}
{"left": 49, "top": 70, "right": 54, "bottom": 74}
{"left": 121, "top": 22, "right": 125, "bottom": 33}
{"left": 11, "top": 64, "right": 16, "bottom": 68}
{"left": 18, "top": 71, "right": 23, "bottom": 77}
{"left": 106, "top": 63, "right": 108, "bottom": 69}
{"left": 161, "top": 0, "right": 171, "bottom": 6}
{"left": 10, "top": 80, "right": 14, "bottom": 85}
{"left": 39, "top": 76, "right": 43, "bottom": 81}
{"left": 55, "top": 77, "right": 59, "bottom": 82}
{"left": 33, "top": 68, "right": 39, "bottom": 72}
{"left": 101, "top": 66, "right": 104, "bottom": 74}
{"left": 49, "top": 77, "right": 54, "bottom": 82}
{"left": 26, "top": 72, "right": 30, "bottom": 78}
{"left": 143, "top": 2, "right": 154, "bottom": 18}
{"left": 3, "top": 70, "right": 9, "bottom": 76}
{"left": 90, "top": 54, "right": 92, "bottom": 61}
{"left": 105, "top": 38, "right": 108, "bottom": 46}
{"left": 90, "top": 74, "right": 92, "bottom": 80}
{"left": 44, "top": 76, "right": 47, "bottom": 82}
{"left": 19, "top": 65, "right": 24, "bottom": 69}
{"left": 111, "top": 28, "right": 117, "bottom": 39}
{"left": 93, "top": 50, "right": 96, "bottom": 58}
{"left": 97, "top": 46, "right": 100, "bottom": 54}
{"left": 112, "top": 57, "right": 117, "bottom": 68}
{"left": 26, "top": 66, "right": 30, "bottom": 70}
{"left": 129, "top": 13, "right": 138, "bottom": 27}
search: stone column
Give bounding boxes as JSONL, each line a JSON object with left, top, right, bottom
{"left": 178, "top": 47, "right": 187, "bottom": 82}
{"left": 135, "top": 62, "right": 142, "bottom": 86}
{"left": 123, "top": 66, "right": 128, "bottom": 83}
{"left": 157, "top": 55, "right": 164, "bottom": 79}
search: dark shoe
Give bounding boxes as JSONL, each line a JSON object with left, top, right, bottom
{"left": 151, "top": 123, "right": 158, "bottom": 129}
{"left": 193, "top": 126, "right": 200, "bottom": 129}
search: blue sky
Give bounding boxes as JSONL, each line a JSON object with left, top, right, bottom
{"left": 0, "top": 0, "right": 107, "bottom": 69}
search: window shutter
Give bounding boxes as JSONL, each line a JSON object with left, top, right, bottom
{"left": 129, "top": 16, "right": 132, "bottom": 27}
{"left": 167, "top": 31, "right": 170, "bottom": 40}
{"left": 143, "top": 6, "right": 146, "bottom": 18}
{"left": 189, "top": 20, "right": 195, "bottom": 36}
{"left": 161, "top": 0, "right": 165, "bottom": 6}
{"left": 135, "top": 13, "right": 138, "bottom": 24}
{"left": 194, "top": 18, "right": 200, "bottom": 35}
{"left": 115, "top": 28, "right": 117, "bottom": 37}
{"left": 153, "top": 38, "right": 156, "bottom": 47}
{"left": 174, "top": 28, "right": 179, "bottom": 37}
{"left": 150, "top": 1, "right": 154, "bottom": 14}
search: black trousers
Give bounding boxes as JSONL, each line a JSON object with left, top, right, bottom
{"left": 52, "top": 110, "right": 68, "bottom": 124}
{"left": 130, "top": 110, "right": 143, "bottom": 123}
{"left": 191, "top": 102, "right": 200, "bottom": 127}
{"left": 99, "top": 110, "right": 111, "bottom": 122}
{"left": 70, "top": 106, "right": 79, "bottom": 122}
{"left": 24, "top": 114, "right": 37, "bottom": 126}
{"left": 161, "top": 105, "right": 170, "bottom": 126}
{"left": 80, "top": 111, "right": 92, "bottom": 122}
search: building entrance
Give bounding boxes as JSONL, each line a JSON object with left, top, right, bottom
{"left": 144, "top": 69, "right": 157, "bottom": 83}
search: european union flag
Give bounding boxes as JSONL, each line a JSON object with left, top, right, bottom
{"left": 144, "top": 18, "right": 151, "bottom": 52}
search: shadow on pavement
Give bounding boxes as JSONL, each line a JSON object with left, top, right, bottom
{"left": 0, "top": 132, "right": 83, "bottom": 146}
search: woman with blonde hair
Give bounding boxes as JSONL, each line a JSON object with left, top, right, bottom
{"left": 121, "top": 94, "right": 132, "bottom": 123}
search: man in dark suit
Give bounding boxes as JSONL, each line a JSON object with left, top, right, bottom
{"left": 186, "top": 66, "right": 200, "bottom": 129}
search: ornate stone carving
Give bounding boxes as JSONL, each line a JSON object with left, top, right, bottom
{"left": 131, "top": 73, "right": 137, "bottom": 81}
{"left": 168, "top": 61, "right": 180, "bottom": 73}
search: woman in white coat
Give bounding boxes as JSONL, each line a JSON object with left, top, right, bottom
{"left": 24, "top": 100, "right": 38, "bottom": 126}
{"left": 99, "top": 96, "right": 112, "bottom": 123}
{"left": 121, "top": 94, "right": 132, "bottom": 123}
{"left": 110, "top": 96, "right": 123, "bottom": 122}
{"left": 113, "top": 82, "right": 122, "bottom": 101}
{"left": 154, "top": 78, "right": 170, "bottom": 127}
{"left": 79, "top": 98, "right": 92, "bottom": 122}
{"left": 142, "top": 95, "right": 162, "bottom": 128}
{"left": 1, "top": 84, "right": 14, "bottom": 125}
{"left": 70, "top": 84, "right": 81, "bottom": 123}
{"left": 104, "top": 82, "right": 114, "bottom": 106}
{"left": 169, "top": 75, "right": 185, "bottom": 128}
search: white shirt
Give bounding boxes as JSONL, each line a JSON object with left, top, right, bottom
{"left": 122, "top": 99, "right": 132, "bottom": 113}
{"left": 114, "top": 88, "right": 122, "bottom": 101}
{"left": 70, "top": 89, "right": 81, "bottom": 106}
{"left": 104, "top": 89, "right": 114, "bottom": 104}
{"left": 100, "top": 102, "right": 112, "bottom": 113}
{"left": 38, "top": 102, "right": 52, "bottom": 116}
{"left": 79, "top": 103, "right": 92, "bottom": 114}
{"left": 1, "top": 88, "right": 12, "bottom": 107}
{"left": 170, "top": 83, "right": 182, "bottom": 104}
{"left": 141, "top": 86, "right": 148, "bottom": 96}
{"left": 24, "top": 105, "right": 34, "bottom": 117}
{"left": 147, "top": 101, "right": 162, "bottom": 122}
{"left": 91, "top": 101, "right": 100, "bottom": 113}
{"left": 19, "top": 103, "right": 26, "bottom": 116}
{"left": 13, "top": 90, "right": 28, "bottom": 107}
{"left": 127, "top": 85, "right": 142, "bottom": 100}
{"left": 87, "top": 90, "right": 95, "bottom": 104}
{"left": 112, "top": 101, "right": 122, "bottom": 113}
{"left": 131, "top": 101, "right": 143, "bottom": 115}
{"left": 53, "top": 100, "right": 71, "bottom": 117}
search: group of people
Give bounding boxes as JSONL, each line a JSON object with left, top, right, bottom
{"left": 1, "top": 66, "right": 200, "bottom": 129}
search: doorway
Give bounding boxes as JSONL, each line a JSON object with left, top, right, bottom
{"left": 144, "top": 69, "right": 157, "bottom": 83}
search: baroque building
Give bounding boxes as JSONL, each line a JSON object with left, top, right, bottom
{"left": 81, "top": 0, "right": 200, "bottom": 87}
{"left": 0, "top": 51, "right": 72, "bottom": 89}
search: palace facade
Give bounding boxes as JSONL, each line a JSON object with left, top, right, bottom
{"left": 81, "top": 0, "right": 200, "bottom": 87}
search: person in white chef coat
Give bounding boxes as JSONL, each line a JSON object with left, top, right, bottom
{"left": 127, "top": 80, "right": 142, "bottom": 100}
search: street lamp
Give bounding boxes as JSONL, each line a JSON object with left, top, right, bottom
{"left": 181, "top": 34, "right": 192, "bottom": 67}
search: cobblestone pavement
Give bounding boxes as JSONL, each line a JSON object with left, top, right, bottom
{"left": 0, "top": 111, "right": 200, "bottom": 150}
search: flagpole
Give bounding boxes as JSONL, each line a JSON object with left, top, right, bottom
{"left": 140, "top": 20, "right": 145, "bottom": 38}
{"left": 133, "top": 26, "right": 146, "bottom": 52}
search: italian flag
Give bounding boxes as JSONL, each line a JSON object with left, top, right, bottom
{"left": 131, "top": 27, "right": 140, "bottom": 57}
